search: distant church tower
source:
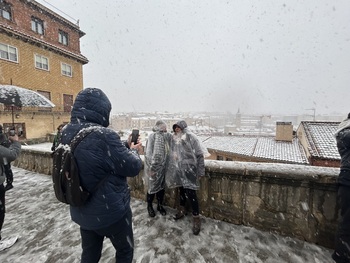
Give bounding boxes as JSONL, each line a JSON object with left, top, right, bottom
{"left": 235, "top": 108, "right": 242, "bottom": 128}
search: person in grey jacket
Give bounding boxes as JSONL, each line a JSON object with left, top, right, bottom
{"left": 0, "top": 130, "right": 21, "bottom": 241}
{"left": 333, "top": 113, "right": 350, "bottom": 263}
{"left": 144, "top": 120, "right": 171, "bottom": 217}
{"left": 166, "top": 120, "right": 208, "bottom": 235}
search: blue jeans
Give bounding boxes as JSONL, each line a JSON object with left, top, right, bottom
{"left": 80, "top": 208, "right": 134, "bottom": 263}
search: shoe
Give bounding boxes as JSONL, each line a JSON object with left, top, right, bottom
{"left": 192, "top": 215, "right": 201, "bottom": 235}
{"left": 147, "top": 205, "right": 156, "bottom": 217}
{"left": 157, "top": 205, "right": 167, "bottom": 216}
{"left": 4, "top": 184, "right": 13, "bottom": 191}
{"left": 173, "top": 206, "right": 186, "bottom": 220}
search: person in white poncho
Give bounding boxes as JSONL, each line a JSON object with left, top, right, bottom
{"left": 166, "top": 120, "right": 209, "bottom": 235}
{"left": 144, "top": 120, "right": 171, "bottom": 217}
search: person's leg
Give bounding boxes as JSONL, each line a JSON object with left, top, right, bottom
{"left": 179, "top": 187, "right": 187, "bottom": 206}
{"left": 185, "top": 189, "right": 199, "bottom": 216}
{"left": 0, "top": 184, "right": 5, "bottom": 240}
{"left": 4, "top": 164, "right": 13, "bottom": 191}
{"left": 156, "top": 189, "right": 166, "bottom": 216}
{"left": 185, "top": 189, "right": 201, "bottom": 235}
{"left": 174, "top": 187, "right": 187, "bottom": 220}
{"left": 333, "top": 185, "right": 350, "bottom": 262}
{"left": 147, "top": 192, "right": 156, "bottom": 217}
{"left": 80, "top": 227, "right": 104, "bottom": 263}
{"left": 104, "top": 208, "right": 134, "bottom": 263}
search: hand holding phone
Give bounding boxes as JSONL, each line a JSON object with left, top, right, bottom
{"left": 131, "top": 129, "right": 139, "bottom": 145}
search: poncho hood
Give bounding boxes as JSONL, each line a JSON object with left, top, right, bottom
{"left": 173, "top": 120, "right": 188, "bottom": 132}
{"left": 152, "top": 120, "right": 167, "bottom": 132}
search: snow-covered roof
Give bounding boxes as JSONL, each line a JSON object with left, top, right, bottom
{"left": 300, "top": 121, "right": 340, "bottom": 160}
{"left": 202, "top": 136, "right": 309, "bottom": 165}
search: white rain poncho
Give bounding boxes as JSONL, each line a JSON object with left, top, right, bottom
{"left": 166, "top": 120, "right": 209, "bottom": 190}
{"left": 144, "top": 121, "right": 171, "bottom": 194}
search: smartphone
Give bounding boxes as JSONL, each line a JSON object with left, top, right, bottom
{"left": 131, "top": 129, "right": 139, "bottom": 145}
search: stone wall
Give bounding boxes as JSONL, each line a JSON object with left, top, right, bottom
{"left": 13, "top": 148, "right": 340, "bottom": 249}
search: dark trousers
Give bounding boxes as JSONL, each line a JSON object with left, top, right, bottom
{"left": 333, "top": 185, "right": 350, "bottom": 263}
{"left": 147, "top": 189, "right": 165, "bottom": 206}
{"left": 80, "top": 208, "right": 134, "bottom": 263}
{"left": 0, "top": 184, "right": 5, "bottom": 235}
{"left": 4, "top": 163, "right": 13, "bottom": 184}
{"left": 179, "top": 187, "right": 199, "bottom": 216}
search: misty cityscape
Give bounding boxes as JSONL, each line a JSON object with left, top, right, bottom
{"left": 110, "top": 110, "right": 345, "bottom": 136}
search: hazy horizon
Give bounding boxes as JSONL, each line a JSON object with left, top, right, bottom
{"left": 37, "top": 0, "right": 350, "bottom": 116}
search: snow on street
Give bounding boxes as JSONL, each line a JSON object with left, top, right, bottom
{"left": 0, "top": 167, "right": 333, "bottom": 263}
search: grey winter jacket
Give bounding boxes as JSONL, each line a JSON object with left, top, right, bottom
{"left": 0, "top": 141, "right": 21, "bottom": 184}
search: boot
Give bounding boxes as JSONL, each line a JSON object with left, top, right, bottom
{"left": 192, "top": 215, "right": 201, "bottom": 235}
{"left": 147, "top": 204, "right": 156, "bottom": 217}
{"left": 147, "top": 193, "right": 156, "bottom": 217}
{"left": 4, "top": 183, "right": 13, "bottom": 191}
{"left": 173, "top": 206, "right": 186, "bottom": 220}
{"left": 156, "top": 190, "right": 166, "bottom": 216}
{"left": 157, "top": 204, "right": 166, "bottom": 216}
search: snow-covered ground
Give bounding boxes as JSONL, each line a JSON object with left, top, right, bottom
{"left": 0, "top": 166, "right": 333, "bottom": 263}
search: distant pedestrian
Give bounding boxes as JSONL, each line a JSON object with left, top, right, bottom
{"left": 144, "top": 120, "right": 171, "bottom": 217}
{"left": 333, "top": 112, "right": 350, "bottom": 262}
{"left": 60, "top": 88, "right": 143, "bottom": 263}
{"left": 0, "top": 127, "right": 21, "bottom": 242}
{"left": 167, "top": 120, "right": 209, "bottom": 235}
{"left": 51, "top": 124, "right": 64, "bottom": 152}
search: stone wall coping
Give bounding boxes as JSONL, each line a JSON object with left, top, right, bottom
{"left": 205, "top": 159, "right": 339, "bottom": 182}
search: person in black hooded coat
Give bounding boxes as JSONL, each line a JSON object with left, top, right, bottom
{"left": 333, "top": 113, "right": 350, "bottom": 263}
{"left": 60, "top": 88, "right": 142, "bottom": 263}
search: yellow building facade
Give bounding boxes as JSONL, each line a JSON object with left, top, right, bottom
{"left": 0, "top": 0, "right": 88, "bottom": 140}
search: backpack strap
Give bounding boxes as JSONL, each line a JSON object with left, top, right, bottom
{"left": 70, "top": 126, "right": 101, "bottom": 153}
{"left": 69, "top": 126, "right": 111, "bottom": 194}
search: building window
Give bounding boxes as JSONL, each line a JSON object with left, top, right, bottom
{"left": 0, "top": 2, "right": 12, "bottom": 20}
{"left": 58, "top": 30, "right": 69, "bottom": 45}
{"left": 0, "top": 42, "right": 18, "bottom": 62}
{"left": 35, "top": 54, "right": 49, "bottom": 70}
{"left": 217, "top": 156, "right": 224, "bottom": 161}
{"left": 31, "top": 17, "right": 44, "bottom": 35}
{"left": 61, "top": 63, "right": 72, "bottom": 77}
{"left": 63, "top": 94, "right": 73, "bottom": 112}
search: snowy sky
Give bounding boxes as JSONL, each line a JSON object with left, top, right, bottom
{"left": 35, "top": 0, "right": 350, "bottom": 116}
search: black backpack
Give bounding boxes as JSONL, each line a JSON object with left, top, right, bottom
{"left": 52, "top": 126, "right": 101, "bottom": 206}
